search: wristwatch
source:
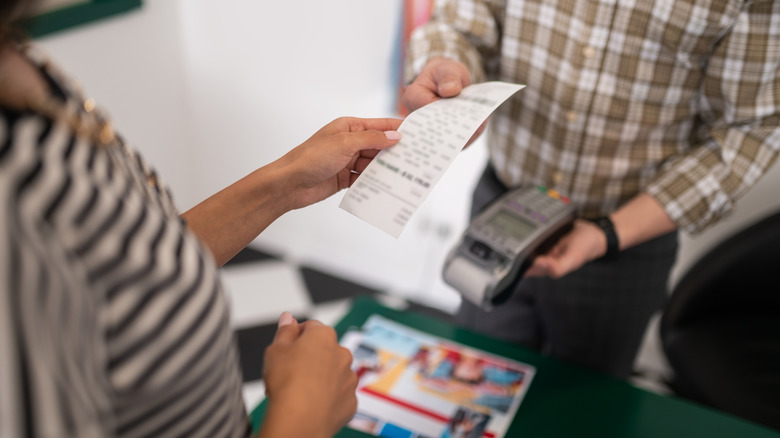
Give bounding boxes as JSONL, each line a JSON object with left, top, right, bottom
{"left": 591, "top": 216, "right": 620, "bottom": 260}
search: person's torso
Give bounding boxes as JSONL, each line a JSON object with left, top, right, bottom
{"left": 488, "top": 0, "right": 744, "bottom": 216}
{"left": 0, "top": 48, "right": 250, "bottom": 438}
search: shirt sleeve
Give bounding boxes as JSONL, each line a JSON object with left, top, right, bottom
{"left": 646, "top": 0, "right": 780, "bottom": 234}
{"left": 405, "top": 0, "right": 506, "bottom": 84}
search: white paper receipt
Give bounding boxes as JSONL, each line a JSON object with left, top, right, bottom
{"left": 339, "top": 81, "right": 525, "bottom": 238}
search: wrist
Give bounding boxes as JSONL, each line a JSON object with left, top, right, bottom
{"left": 259, "top": 395, "right": 330, "bottom": 438}
{"left": 589, "top": 216, "right": 620, "bottom": 260}
{"left": 252, "top": 160, "right": 300, "bottom": 213}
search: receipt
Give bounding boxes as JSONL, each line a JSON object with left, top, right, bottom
{"left": 339, "top": 81, "right": 525, "bottom": 238}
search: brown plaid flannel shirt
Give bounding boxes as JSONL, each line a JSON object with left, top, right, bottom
{"left": 406, "top": 0, "right": 780, "bottom": 233}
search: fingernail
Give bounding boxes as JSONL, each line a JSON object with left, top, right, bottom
{"left": 384, "top": 130, "right": 402, "bottom": 141}
{"left": 278, "top": 311, "right": 294, "bottom": 328}
{"left": 439, "top": 81, "right": 459, "bottom": 92}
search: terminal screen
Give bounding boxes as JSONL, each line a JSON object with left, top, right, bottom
{"left": 488, "top": 210, "right": 537, "bottom": 241}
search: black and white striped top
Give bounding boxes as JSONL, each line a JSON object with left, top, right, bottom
{"left": 0, "top": 54, "right": 252, "bottom": 438}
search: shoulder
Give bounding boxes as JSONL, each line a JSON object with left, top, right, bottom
{"left": 1, "top": 107, "right": 112, "bottom": 207}
{"left": 0, "top": 107, "right": 116, "bottom": 437}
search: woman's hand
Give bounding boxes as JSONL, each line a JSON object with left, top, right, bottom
{"left": 259, "top": 313, "right": 357, "bottom": 438}
{"left": 183, "top": 116, "right": 401, "bottom": 266}
{"left": 273, "top": 117, "right": 403, "bottom": 210}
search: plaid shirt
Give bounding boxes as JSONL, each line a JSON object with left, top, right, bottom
{"left": 406, "top": 0, "right": 780, "bottom": 233}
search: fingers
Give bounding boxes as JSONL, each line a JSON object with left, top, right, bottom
{"left": 402, "top": 82, "right": 440, "bottom": 113}
{"left": 298, "top": 319, "right": 323, "bottom": 328}
{"left": 332, "top": 116, "right": 402, "bottom": 134}
{"left": 352, "top": 152, "right": 379, "bottom": 173}
{"left": 272, "top": 312, "right": 300, "bottom": 344}
{"left": 526, "top": 220, "right": 606, "bottom": 278}
{"left": 526, "top": 256, "right": 561, "bottom": 278}
{"left": 297, "top": 321, "right": 352, "bottom": 373}
{"left": 299, "top": 319, "right": 340, "bottom": 345}
{"left": 261, "top": 316, "right": 357, "bottom": 436}
{"left": 320, "top": 117, "right": 403, "bottom": 155}
{"left": 278, "top": 311, "right": 296, "bottom": 328}
{"left": 338, "top": 361, "right": 359, "bottom": 424}
{"left": 433, "top": 70, "right": 466, "bottom": 98}
{"left": 402, "top": 57, "right": 471, "bottom": 112}
{"left": 274, "top": 316, "right": 339, "bottom": 344}
{"left": 333, "top": 127, "right": 403, "bottom": 157}
{"left": 430, "top": 58, "right": 471, "bottom": 94}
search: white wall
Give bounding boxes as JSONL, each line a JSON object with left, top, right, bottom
{"left": 37, "top": 0, "right": 200, "bottom": 209}
{"left": 177, "top": 0, "right": 475, "bottom": 311}
{"left": 34, "top": 0, "right": 780, "bottom": 313}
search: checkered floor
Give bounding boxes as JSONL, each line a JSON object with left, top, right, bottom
{"left": 222, "top": 245, "right": 673, "bottom": 413}
{"left": 221, "top": 245, "right": 457, "bottom": 411}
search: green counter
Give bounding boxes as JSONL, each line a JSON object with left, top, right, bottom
{"left": 251, "top": 296, "right": 780, "bottom": 438}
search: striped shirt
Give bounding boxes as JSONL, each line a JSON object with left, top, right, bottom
{"left": 0, "top": 53, "right": 251, "bottom": 437}
{"left": 407, "top": 0, "right": 780, "bottom": 233}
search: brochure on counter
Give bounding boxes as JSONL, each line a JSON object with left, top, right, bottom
{"left": 340, "top": 315, "right": 535, "bottom": 438}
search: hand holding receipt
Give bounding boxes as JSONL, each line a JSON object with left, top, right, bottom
{"left": 339, "top": 81, "right": 525, "bottom": 238}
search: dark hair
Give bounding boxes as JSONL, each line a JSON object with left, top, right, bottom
{"left": 0, "top": 0, "right": 39, "bottom": 46}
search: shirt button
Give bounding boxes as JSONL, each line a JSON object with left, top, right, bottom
{"left": 582, "top": 45, "right": 596, "bottom": 59}
{"left": 552, "top": 171, "right": 564, "bottom": 184}
{"left": 566, "top": 111, "right": 578, "bottom": 122}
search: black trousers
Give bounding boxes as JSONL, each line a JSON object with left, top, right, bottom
{"left": 456, "top": 165, "right": 678, "bottom": 379}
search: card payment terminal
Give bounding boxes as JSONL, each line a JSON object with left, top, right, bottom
{"left": 443, "top": 186, "right": 576, "bottom": 311}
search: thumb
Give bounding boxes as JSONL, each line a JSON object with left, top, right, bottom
{"left": 278, "top": 311, "right": 296, "bottom": 328}
{"left": 272, "top": 312, "right": 300, "bottom": 344}
{"left": 432, "top": 63, "right": 468, "bottom": 98}
{"left": 435, "top": 72, "right": 465, "bottom": 97}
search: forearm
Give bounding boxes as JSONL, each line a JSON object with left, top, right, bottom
{"left": 528, "top": 192, "right": 677, "bottom": 278}
{"left": 644, "top": 0, "right": 780, "bottom": 233}
{"left": 406, "top": 28, "right": 486, "bottom": 84}
{"left": 181, "top": 117, "right": 402, "bottom": 267}
{"left": 610, "top": 192, "right": 677, "bottom": 252}
{"left": 405, "top": 0, "right": 503, "bottom": 83}
{"left": 181, "top": 163, "right": 292, "bottom": 267}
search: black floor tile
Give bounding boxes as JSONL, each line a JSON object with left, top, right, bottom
{"left": 235, "top": 317, "right": 312, "bottom": 382}
{"left": 300, "top": 266, "right": 380, "bottom": 304}
{"left": 234, "top": 323, "right": 278, "bottom": 382}
{"left": 226, "top": 246, "right": 280, "bottom": 266}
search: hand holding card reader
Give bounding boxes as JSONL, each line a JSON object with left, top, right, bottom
{"left": 443, "top": 186, "right": 576, "bottom": 311}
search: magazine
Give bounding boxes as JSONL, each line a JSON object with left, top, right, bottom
{"left": 340, "top": 315, "right": 535, "bottom": 438}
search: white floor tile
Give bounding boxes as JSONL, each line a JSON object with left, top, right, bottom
{"left": 220, "top": 262, "right": 312, "bottom": 329}
{"left": 242, "top": 380, "right": 266, "bottom": 412}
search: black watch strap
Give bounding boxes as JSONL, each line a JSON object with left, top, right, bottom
{"left": 591, "top": 216, "right": 620, "bottom": 260}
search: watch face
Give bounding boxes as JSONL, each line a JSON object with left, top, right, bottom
{"left": 596, "top": 217, "right": 613, "bottom": 230}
